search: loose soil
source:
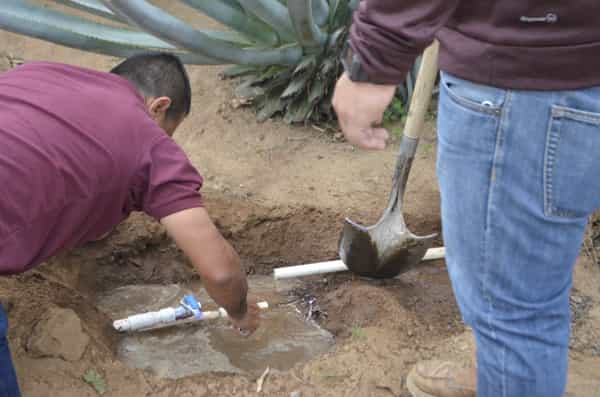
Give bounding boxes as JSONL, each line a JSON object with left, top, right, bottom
{"left": 1, "top": 2, "right": 600, "bottom": 396}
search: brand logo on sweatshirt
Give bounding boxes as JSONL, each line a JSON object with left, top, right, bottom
{"left": 520, "top": 13, "right": 558, "bottom": 24}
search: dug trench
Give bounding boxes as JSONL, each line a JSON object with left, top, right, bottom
{"left": 0, "top": 187, "right": 476, "bottom": 397}
{"left": 4, "top": 189, "right": 600, "bottom": 396}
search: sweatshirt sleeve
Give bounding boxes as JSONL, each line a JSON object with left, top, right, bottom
{"left": 349, "top": 0, "right": 460, "bottom": 84}
{"left": 135, "top": 135, "right": 204, "bottom": 221}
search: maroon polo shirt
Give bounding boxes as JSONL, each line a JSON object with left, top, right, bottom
{"left": 0, "top": 62, "right": 203, "bottom": 275}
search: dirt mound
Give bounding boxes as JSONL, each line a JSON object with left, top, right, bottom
{"left": 322, "top": 282, "right": 416, "bottom": 337}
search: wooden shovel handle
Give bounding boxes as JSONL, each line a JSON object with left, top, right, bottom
{"left": 402, "top": 41, "right": 440, "bottom": 140}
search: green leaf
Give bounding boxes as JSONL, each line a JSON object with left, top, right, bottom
{"left": 83, "top": 369, "right": 107, "bottom": 395}
{"left": 326, "top": 28, "right": 346, "bottom": 50}
{"left": 238, "top": 0, "right": 295, "bottom": 41}
{"left": 281, "top": 72, "right": 311, "bottom": 99}
{"left": 180, "top": 0, "right": 279, "bottom": 46}
{"left": 284, "top": 97, "right": 313, "bottom": 124}
{"left": 256, "top": 92, "right": 286, "bottom": 122}
{"left": 383, "top": 97, "right": 407, "bottom": 126}
{"left": 308, "top": 77, "right": 327, "bottom": 104}
{"left": 258, "top": 68, "right": 294, "bottom": 92}
{"left": 351, "top": 325, "right": 366, "bottom": 339}
{"left": 235, "top": 79, "right": 265, "bottom": 98}
{"left": 319, "top": 58, "right": 336, "bottom": 78}
{"left": 222, "top": 65, "right": 258, "bottom": 79}
{"left": 330, "top": 0, "right": 354, "bottom": 30}
{"left": 0, "top": 0, "right": 223, "bottom": 64}
{"left": 318, "top": 91, "right": 334, "bottom": 115}
{"left": 104, "top": 1, "right": 304, "bottom": 66}
{"left": 202, "top": 30, "right": 257, "bottom": 47}
{"left": 239, "top": 65, "right": 286, "bottom": 89}
{"left": 51, "top": 0, "right": 125, "bottom": 22}
{"left": 312, "top": 0, "right": 329, "bottom": 26}
{"left": 256, "top": 65, "right": 287, "bottom": 82}
{"left": 293, "top": 54, "right": 317, "bottom": 76}
{"left": 287, "top": 0, "right": 327, "bottom": 47}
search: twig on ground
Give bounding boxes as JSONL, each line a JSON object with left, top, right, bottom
{"left": 256, "top": 366, "right": 270, "bottom": 393}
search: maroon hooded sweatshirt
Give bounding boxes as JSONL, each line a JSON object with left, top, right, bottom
{"left": 350, "top": 1, "right": 600, "bottom": 90}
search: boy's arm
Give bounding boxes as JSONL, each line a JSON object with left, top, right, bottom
{"left": 160, "top": 207, "right": 259, "bottom": 334}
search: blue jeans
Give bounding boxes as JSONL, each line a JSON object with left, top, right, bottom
{"left": 437, "top": 72, "right": 600, "bottom": 397}
{"left": 0, "top": 305, "right": 20, "bottom": 397}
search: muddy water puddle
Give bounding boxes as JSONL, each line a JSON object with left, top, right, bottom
{"left": 97, "top": 276, "right": 334, "bottom": 378}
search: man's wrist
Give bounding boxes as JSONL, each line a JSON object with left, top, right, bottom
{"left": 341, "top": 40, "right": 369, "bottom": 83}
{"left": 342, "top": 40, "right": 389, "bottom": 84}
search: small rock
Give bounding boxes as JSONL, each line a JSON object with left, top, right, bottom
{"left": 589, "top": 306, "right": 600, "bottom": 321}
{"left": 0, "top": 55, "right": 11, "bottom": 73}
{"left": 230, "top": 97, "right": 253, "bottom": 109}
{"left": 290, "top": 391, "right": 301, "bottom": 397}
{"left": 27, "top": 306, "right": 90, "bottom": 361}
{"left": 571, "top": 295, "right": 583, "bottom": 305}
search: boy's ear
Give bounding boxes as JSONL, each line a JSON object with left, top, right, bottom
{"left": 147, "top": 96, "right": 172, "bottom": 117}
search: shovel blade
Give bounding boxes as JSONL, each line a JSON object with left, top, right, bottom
{"left": 339, "top": 218, "right": 379, "bottom": 277}
{"left": 339, "top": 218, "right": 436, "bottom": 279}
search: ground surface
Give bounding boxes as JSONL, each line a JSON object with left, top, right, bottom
{"left": 1, "top": 2, "right": 600, "bottom": 396}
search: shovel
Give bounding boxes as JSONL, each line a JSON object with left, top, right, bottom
{"left": 339, "top": 41, "right": 440, "bottom": 279}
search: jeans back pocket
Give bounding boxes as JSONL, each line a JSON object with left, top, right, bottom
{"left": 544, "top": 105, "right": 600, "bottom": 218}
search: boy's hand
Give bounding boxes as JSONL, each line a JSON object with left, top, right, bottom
{"left": 229, "top": 299, "right": 260, "bottom": 336}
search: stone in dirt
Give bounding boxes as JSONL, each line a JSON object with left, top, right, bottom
{"left": 0, "top": 53, "right": 11, "bottom": 73}
{"left": 27, "top": 306, "right": 90, "bottom": 362}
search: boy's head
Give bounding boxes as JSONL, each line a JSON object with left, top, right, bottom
{"left": 110, "top": 53, "right": 191, "bottom": 136}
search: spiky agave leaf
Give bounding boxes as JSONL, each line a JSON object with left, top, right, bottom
{"left": 103, "top": 0, "right": 303, "bottom": 65}
{"left": 52, "top": 0, "right": 125, "bottom": 22}
{"left": 0, "top": 0, "right": 222, "bottom": 63}
{"left": 179, "top": 0, "right": 279, "bottom": 46}
{"left": 0, "top": 0, "right": 425, "bottom": 126}
{"left": 227, "top": 0, "right": 353, "bottom": 124}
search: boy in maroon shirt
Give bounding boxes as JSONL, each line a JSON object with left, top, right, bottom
{"left": 0, "top": 53, "right": 259, "bottom": 395}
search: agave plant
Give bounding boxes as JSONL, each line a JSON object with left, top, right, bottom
{"left": 0, "top": 0, "right": 417, "bottom": 124}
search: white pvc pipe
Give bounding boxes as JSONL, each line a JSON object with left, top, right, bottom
{"left": 114, "top": 301, "right": 269, "bottom": 332}
{"left": 273, "top": 247, "right": 445, "bottom": 280}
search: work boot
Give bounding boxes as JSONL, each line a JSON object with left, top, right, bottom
{"left": 406, "top": 360, "right": 476, "bottom": 397}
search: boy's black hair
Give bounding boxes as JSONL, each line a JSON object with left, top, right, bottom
{"left": 110, "top": 52, "right": 191, "bottom": 120}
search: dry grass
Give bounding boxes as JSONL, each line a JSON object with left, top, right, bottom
{"left": 583, "top": 210, "right": 600, "bottom": 265}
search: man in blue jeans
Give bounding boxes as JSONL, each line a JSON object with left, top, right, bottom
{"left": 0, "top": 306, "right": 19, "bottom": 395}
{"left": 333, "top": 1, "right": 600, "bottom": 396}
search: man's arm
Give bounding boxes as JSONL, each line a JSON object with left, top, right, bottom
{"left": 333, "top": 0, "right": 459, "bottom": 149}
{"left": 160, "top": 207, "right": 259, "bottom": 333}
{"left": 350, "top": 0, "right": 459, "bottom": 85}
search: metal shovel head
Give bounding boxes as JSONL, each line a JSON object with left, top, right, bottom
{"left": 338, "top": 136, "right": 436, "bottom": 279}
{"left": 339, "top": 217, "right": 435, "bottom": 279}
{"left": 338, "top": 42, "right": 440, "bottom": 279}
